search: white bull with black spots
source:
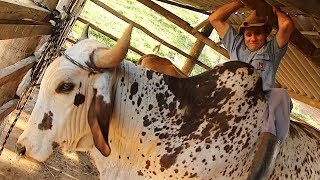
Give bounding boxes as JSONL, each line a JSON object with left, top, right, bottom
{"left": 18, "top": 25, "right": 320, "bottom": 179}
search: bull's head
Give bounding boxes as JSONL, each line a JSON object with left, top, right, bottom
{"left": 17, "top": 24, "right": 133, "bottom": 162}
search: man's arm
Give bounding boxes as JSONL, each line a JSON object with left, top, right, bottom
{"left": 208, "top": 0, "right": 244, "bottom": 39}
{"left": 273, "top": 6, "right": 295, "bottom": 49}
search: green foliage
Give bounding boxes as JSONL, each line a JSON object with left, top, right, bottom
{"left": 68, "top": 0, "right": 225, "bottom": 74}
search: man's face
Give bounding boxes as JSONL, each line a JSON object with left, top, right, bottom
{"left": 244, "top": 26, "right": 269, "bottom": 51}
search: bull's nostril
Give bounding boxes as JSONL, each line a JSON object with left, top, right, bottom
{"left": 16, "top": 144, "right": 26, "bottom": 156}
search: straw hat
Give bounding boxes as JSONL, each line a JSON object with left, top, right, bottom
{"left": 239, "top": 10, "right": 272, "bottom": 34}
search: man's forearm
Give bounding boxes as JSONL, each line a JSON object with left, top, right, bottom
{"left": 273, "top": 6, "right": 294, "bottom": 31}
{"left": 209, "top": 0, "right": 244, "bottom": 22}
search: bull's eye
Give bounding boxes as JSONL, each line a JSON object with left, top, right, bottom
{"left": 56, "top": 82, "right": 75, "bottom": 93}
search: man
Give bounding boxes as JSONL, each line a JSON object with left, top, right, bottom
{"left": 209, "top": 0, "right": 294, "bottom": 179}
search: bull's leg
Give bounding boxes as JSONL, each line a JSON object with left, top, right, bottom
{"left": 247, "top": 132, "right": 281, "bottom": 180}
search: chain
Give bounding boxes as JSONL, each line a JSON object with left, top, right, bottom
{"left": 0, "top": 9, "right": 71, "bottom": 156}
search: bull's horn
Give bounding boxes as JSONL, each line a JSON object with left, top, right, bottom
{"left": 79, "top": 23, "right": 90, "bottom": 41}
{"left": 94, "top": 24, "right": 133, "bottom": 68}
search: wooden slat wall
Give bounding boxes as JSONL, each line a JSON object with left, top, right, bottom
{"left": 0, "top": 0, "right": 51, "bottom": 21}
{"left": 0, "top": 23, "right": 52, "bottom": 40}
{"left": 0, "top": 0, "right": 54, "bottom": 124}
{"left": 277, "top": 43, "right": 320, "bottom": 108}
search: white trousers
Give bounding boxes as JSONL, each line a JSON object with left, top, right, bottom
{"left": 261, "top": 88, "right": 292, "bottom": 143}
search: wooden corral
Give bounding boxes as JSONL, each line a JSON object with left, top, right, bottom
{"left": 0, "top": 0, "right": 319, "bottom": 138}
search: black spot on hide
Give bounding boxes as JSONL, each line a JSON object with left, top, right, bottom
{"left": 74, "top": 93, "right": 85, "bottom": 106}
{"left": 147, "top": 70, "right": 153, "bottom": 80}
{"left": 160, "top": 146, "right": 183, "bottom": 170}
{"left": 38, "top": 111, "right": 53, "bottom": 130}
{"left": 52, "top": 142, "right": 59, "bottom": 149}
{"left": 129, "top": 82, "right": 138, "bottom": 100}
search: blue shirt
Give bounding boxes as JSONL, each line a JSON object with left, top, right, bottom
{"left": 221, "top": 26, "right": 288, "bottom": 91}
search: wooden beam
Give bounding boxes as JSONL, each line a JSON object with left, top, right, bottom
{"left": 0, "top": 99, "right": 18, "bottom": 125}
{"left": 154, "top": 0, "right": 211, "bottom": 15}
{"left": 136, "top": 0, "right": 229, "bottom": 58}
{"left": 0, "top": 56, "right": 35, "bottom": 108}
{"left": 90, "top": 0, "right": 211, "bottom": 70}
{"left": 182, "top": 23, "right": 213, "bottom": 75}
{"left": 284, "top": 0, "right": 320, "bottom": 20}
{"left": 0, "top": 56, "right": 35, "bottom": 87}
{"left": 192, "top": 19, "right": 210, "bottom": 34}
{"left": 300, "top": 31, "right": 320, "bottom": 36}
{"left": 290, "top": 29, "right": 320, "bottom": 66}
{"left": 77, "top": 17, "right": 145, "bottom": 56}
{"left": 66, "top": 37, "right": 76, "bottom": 44}
{"left": 0, "top": 22, "right": 52, "bottom": 40}
{"left": 0, "top": 36, "right": 43, "bottom": 69}
{"left": 0, "top": 0, "right": 50, "bottom": 21}
{"left": 37, "top": 0, "right": 59, "bottom": 11}
{"left": 287, "top": 90, "right": 320, "bottom": 109}
{"left": 245, "top": 0, "right": 320, "bottom": 67}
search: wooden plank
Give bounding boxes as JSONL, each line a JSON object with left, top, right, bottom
{"left": 290, "top": 29, "right": 320, "bottom": 67}
{"left": 0, "top": 23, "right": 52, "bottom": 40}
{"left": 0, "top": 57, "right": 35, "bottom": 108}
{"left": 136, "top": 0, "right": 229, "bottom": 58}
{"left": 90, "top": 0, "right": 211, "bottom": 70}
{"left": 284, "top": 0, "right": 320, "bottom": 20}
{"left": 77, "top": 17, "right": 145, "bottom": 56}
{"left": 0, "top": 0, "right": 50, "bottom": 21}
{"left": 0, "top": 99, "right": 18, "bottom": 125}
{"left": 0, "top": 56, "right": 36, "bottom": 87}
{"left": 0, "top": 36, "right": 44, "bottom": 69}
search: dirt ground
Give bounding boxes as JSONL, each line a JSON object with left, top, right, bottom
{"left": 0, "top": 89, "right": 99, "bottom": 180}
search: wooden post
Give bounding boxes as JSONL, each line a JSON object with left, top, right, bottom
{"left": 182, "top": 23, "right": 213, "bottom": 75}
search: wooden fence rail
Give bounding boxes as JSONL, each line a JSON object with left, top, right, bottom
{"left": 77, "top": 17, "right": 145, "bottom": 56}
{"left": 90, "top": 0, "right": 211, "bottom": 70}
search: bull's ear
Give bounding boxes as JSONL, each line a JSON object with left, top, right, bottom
{"left": 88, "top": 89, "right": 112, "bottom": 157}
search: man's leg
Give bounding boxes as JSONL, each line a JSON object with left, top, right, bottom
{"left": 266, "top": 88, "right": 291, "bottom": 142}
{"left": 247, "top": 88, "right": 291, "bottom": 180}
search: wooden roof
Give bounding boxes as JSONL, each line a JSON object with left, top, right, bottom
{"left": 157, "top": 0, "right": 320, "bottom": 109}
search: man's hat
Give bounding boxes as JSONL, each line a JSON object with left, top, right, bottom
{"left": 239, "top": 10, "right": 272, "bottom": 34}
